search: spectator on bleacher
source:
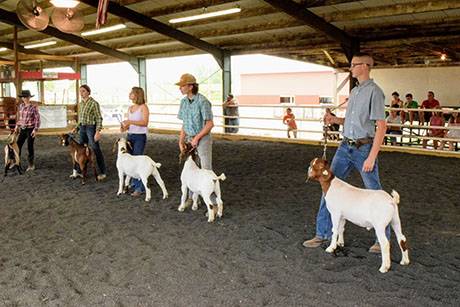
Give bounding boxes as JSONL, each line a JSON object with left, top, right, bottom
{"left": 403, "top": 93, "right": 419, "bottom": 125}
{"left": 419, "top": 91, "right": 440, "bottom": 125}
{"left": 422, "top": 107, "right": 445, "bottom": 150}
{"left": 440, "top": 111, "right": 460, "bottom": 151}
{"left": 388, "top": 91, "right": 404, "bottom": 122}
{"left": 385, "top": 104, "right": 402, "bottom": 146}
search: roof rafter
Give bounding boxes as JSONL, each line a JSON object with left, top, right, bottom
{"left": 0, "top": 8, "right": 139, "bottom": 71}
{"left": 262, "top": 0, "right": 357, "bottom": 51}
{"left": 79, "top": 0, "right": 226, "bottom": 68}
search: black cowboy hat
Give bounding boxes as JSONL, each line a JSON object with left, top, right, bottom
{"left": 18, "top": 90, "right": 34, "bottom": 98}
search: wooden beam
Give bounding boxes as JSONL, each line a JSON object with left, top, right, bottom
{"left": 0, "top": 8, "right": 139, "bottom": 70}
{"left": 0, "top": 58, "right": 14, "bottom": 65}
{"left": 18, "top": 54, "right": 77, "bottom": 62}
{"left": 262, "top": 0, "right": 355, "bottom": 49}
{"left": 79, "top": 0, "right": 226, "bottom": 67}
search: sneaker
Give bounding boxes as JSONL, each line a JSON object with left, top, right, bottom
{"left": 26, "top": 164, "right": 35, "bottom": 172}
{"left": 97, "top": 174, "right": 107, "bottom": 181}
{"left": 368, "top": 242, "right": 381, "bottom": 254}
{"left": 303, "top": 236, "right": 327, "bottom": 248}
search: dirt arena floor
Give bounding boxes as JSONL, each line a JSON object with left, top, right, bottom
{"left": 0, "top": 134, "right": 459, "bottom": 306}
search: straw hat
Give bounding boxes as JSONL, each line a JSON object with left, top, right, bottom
{"left": 175, "top": 73, "right": 197, "bottom": 86}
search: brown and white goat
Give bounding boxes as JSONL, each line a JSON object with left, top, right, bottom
{"left": 60, "top": 133, "right": 97, "bottom": 184}
{"left": 3, "top": 130, "right": 21, "bottom": 178}
{"left": 307, "top": 158, "right": 410, "bottom": 273}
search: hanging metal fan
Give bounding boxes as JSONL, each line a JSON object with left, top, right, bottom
{"left": 51, "top": 7, "right": 84, "bottom": 33}
{"left": 16, "top": 0, "right": 49, "bottom": 31}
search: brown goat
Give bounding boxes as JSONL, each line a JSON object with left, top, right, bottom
{"left": 3, "top": 130, "right": 21, "bottom": 179}
{"left": 60, "top": 133, "right": 97, "bottom": 184}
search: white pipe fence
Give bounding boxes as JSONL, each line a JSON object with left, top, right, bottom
{"left": 103, "top": 103, "right": 459, "bottom": 155}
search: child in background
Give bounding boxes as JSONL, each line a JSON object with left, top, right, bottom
{"left": 283, "top": 107, "right": 297, "bottom": 138}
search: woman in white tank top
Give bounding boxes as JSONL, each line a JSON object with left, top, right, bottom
{"left": 121, "top": 87, "right": 150, "bottom": 196}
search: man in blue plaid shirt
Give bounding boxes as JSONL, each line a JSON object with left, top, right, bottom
{"left": 176, "top": 73, "right": 214, "bottom": 170}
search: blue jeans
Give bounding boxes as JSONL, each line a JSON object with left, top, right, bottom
{"left": 79, "top": 125, "right": 106, "bottom": 175}
{"left": 127, "top": 133, "right": 147, "bottom": 193}
{"left": 315, "top": 142, "right": 391, "bottom": 241}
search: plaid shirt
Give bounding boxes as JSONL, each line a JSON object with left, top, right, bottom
{"left": 17, "top": 103, "right": 40, "bottom": 131}
{"left": 78, "top": 96, "right": 103, "bottom": 131}
{"left": 177, "top": 93, "right": 213, "bottom": 136}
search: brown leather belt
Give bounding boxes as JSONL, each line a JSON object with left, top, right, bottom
{"left": 343, "top": 137, "right": 373, "bottom": 148}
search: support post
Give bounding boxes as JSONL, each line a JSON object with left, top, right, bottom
{"left": 222, "top": 52, "right": 231, "bottom": 133}
{"left": 137, "top": 58, "right": 147, "bottom": 95}
{"left": 222, "top": 51, "right": 231, "bottom": 101}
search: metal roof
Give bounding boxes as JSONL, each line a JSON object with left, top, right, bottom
{"left": 0, "top": 0, "right": 459, "bottom": 69}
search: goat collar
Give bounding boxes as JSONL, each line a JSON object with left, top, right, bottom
{"left": 319, "top": 174, "right": 335, "bottom": 195}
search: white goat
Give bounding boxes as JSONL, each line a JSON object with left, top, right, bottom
{"left": 178, "top": 144, "right": 226, "bottom": 222}
{"left": 307, "top": 158, "right": 410, "bottom": 273}
{"left": 115, "top": 138, "right": 168, "bottom": 202}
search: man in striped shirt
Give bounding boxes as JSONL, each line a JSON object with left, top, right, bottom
{"left": 15, "top": 90, "right": 40, "bottom": 171}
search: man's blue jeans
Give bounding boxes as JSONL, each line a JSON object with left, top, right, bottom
{"left": 127, "top": 133, "right": 147, "bottom": 193}
{"left": 315, "top": 142, "right": 391, "bottom": 240}
{"left": 79, "top": 125, "right": 106, "bottom": 175}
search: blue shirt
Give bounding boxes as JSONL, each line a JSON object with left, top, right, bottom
{"left": 178, "top": 93, "right": 213, "bottom": 136}
{"left": 343, "top": 79, "right": 385, "bottom": 140}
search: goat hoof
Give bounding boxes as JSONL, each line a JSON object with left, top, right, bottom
{"left": 178, "top": 205, "right": 185, "bottom": 212}
{"left": 192, "top": 204, "right": 198, "bottom": 211}
{"left": 325, "top": 246, "right": 335, "bottom": 253}
{"left": 163, "top": 194, "right": 168, "bottom": 199}
{"left": 379, "top": 266, "right": 389, "bottom": 273}
{"left": 400, "top": 260, "right": 410, "bottom": 266}
{"left": 145, "top": 198, "right": 150, "bottom": 202}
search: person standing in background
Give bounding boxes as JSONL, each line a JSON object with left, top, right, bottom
{"left": 15, "top": 90, "right": 40, "bottom": 171}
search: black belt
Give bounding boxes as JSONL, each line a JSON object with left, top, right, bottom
{"left": 343, "top": 137, "right": 373, "bottom": 148}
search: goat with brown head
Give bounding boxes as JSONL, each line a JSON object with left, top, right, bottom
{"left": 307, "top": 158, "right": 335, "bottom": 194}
{"left": 179, "top": 142, "right": 198, "bottom": 164}
{"left": 60, "top": 133, "right": 97, "bottom": 184}
{"left": 3, "top": 130, "right": 22, "bottom": 179}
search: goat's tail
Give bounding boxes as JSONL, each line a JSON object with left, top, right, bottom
{"left": 215, "top": 173, "right": 226, "bottom": 181}
{"left": 152, "top": 161, "right": 162, "bottom": 168}
{"left": 391, "top": 190, "right": 400, "bottom": 206}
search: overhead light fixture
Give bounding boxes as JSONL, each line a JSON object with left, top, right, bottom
{"left": 440, "top": 53, "right": 447, "bottom": 61}
{"left": 81, "top": 24, "right": 127, "bottom": 36}
{"left": 169, "top": 7, "right": 241, "bottom": 24}
{"left": 24, "top": 41, "right": 57, "bottom": 49}
{"left": 0, "top": 47, "right": 7, "bottom": 52}
{"left": 50, "top": 0, "right": 80, "bottom": 8}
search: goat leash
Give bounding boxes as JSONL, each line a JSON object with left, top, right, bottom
{"left": 321, "top": 100, "right": 347, "bottom": 160}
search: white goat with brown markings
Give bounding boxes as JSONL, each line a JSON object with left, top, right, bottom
{"left": 115, "top": 138, "right": 168, "bottom": 202}
{"left": 307, "top": 158, "right": 410, "bottom": 273}
{"left": 178, "top": 143, "right": 225, "bottom": 222}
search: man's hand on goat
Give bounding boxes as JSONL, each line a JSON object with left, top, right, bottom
{"left": 191, "top": 136, "right": 200, "bottom": 148}
{"left": 324, "top": 112, "right": 336, "bottom": 125}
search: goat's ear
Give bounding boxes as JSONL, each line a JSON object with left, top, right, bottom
{"left": 112, "top": 139, "right": 119, "bottom": 153}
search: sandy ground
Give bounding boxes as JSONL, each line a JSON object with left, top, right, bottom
{"left": 0, "top": 134, "right": 459, "bottom": 306}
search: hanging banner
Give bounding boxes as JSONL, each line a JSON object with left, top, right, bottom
{"left": 39, "top": 105, "right": 68, "bottom": 128}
